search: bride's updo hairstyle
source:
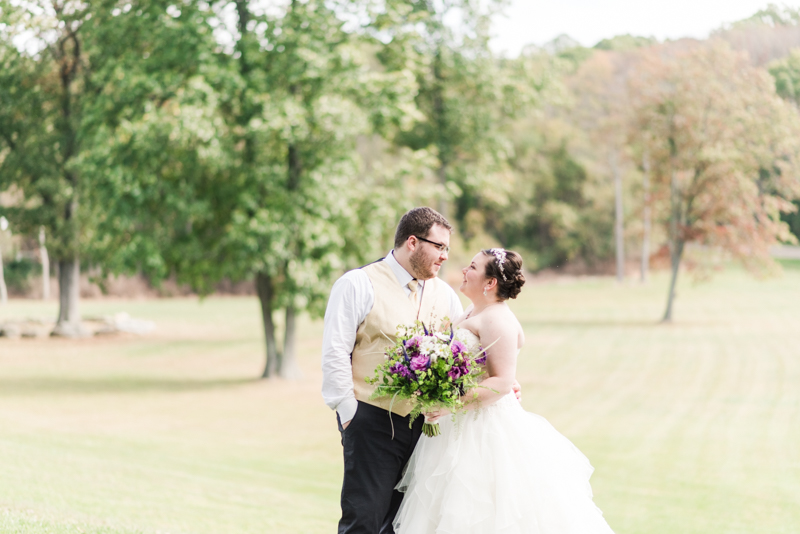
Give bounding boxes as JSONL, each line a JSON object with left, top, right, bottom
{"left": 482, "top": 249, "right": 525, "bottom": 300}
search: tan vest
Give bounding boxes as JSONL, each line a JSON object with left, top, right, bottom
{"left": 352, "top": 259, "right": 454, "bottom": 416}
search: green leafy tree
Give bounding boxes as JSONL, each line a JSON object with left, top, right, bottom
{"left": 480, "top": 111, "right": 616, "bottom": 271}
{"left": 769, "top": 49, "right": 800, "bottom": 239}
{"left": 594, "top": 34, "right": 656, "bottom": 52}
{"left": 168, "top": 0, "right": 417, "bottom": 378}
{"left": 494, "top": 128, "right": 602, "bottom": 269}
{"left": 0, "top": 1, "right": 212, "bottom": 335}
{"left": 374, "top": 0, "right": 537, "bottom": 236}
{"left": 481, "top": 47, "right": 637, "bottom": 273}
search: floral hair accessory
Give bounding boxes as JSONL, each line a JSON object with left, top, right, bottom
{"left": 490, "top": 248, "right": 508, "bottom": 281}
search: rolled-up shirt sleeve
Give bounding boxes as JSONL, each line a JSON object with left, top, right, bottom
{"left": 321, "top": 269, "right": 372, "bottom": 425}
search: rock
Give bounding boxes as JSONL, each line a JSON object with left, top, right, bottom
{"left": 0, "top": 323, "right": 21, "bottom": 338}
{"left": 108, "top": 312, "right": 155, "bottom": 335}
{"left": 21, "top": 327, "right": 47, "bottom": 338}
{"left": 93, "top": 325, "right": 119, "bottom": 336}
{"left": 50, "top": 322, "right": 91, "bottom": 338}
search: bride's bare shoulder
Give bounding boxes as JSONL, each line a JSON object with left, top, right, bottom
{"left": 480, "top": 304, "right": 524, "bottom": 347}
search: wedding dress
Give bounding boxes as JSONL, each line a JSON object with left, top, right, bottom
{"left": 393, "top": 329, "right": 615, "bottom": 534}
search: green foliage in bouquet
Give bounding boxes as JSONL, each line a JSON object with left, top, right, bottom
{"left": 367, "top": 320, "right": 488, "bottom": 437}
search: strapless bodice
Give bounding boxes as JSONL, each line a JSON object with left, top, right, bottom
{"left": 454, "top": 327, "right": 520, "bottom": 359}
{"left": 453, "top": 327, "right": 482, "bottom": 353}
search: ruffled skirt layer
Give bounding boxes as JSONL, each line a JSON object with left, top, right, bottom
{"left": 393, "top": 394, "right": 615, "bottom": 534}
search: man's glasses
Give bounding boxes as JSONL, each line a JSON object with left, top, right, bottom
{"left": 413, "top": 235, "right": 450, "bottom": 254}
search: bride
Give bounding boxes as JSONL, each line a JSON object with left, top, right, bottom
{"left": 393, "top": 248, "right": 615, "bottom": 534}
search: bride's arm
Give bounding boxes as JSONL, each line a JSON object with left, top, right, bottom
{"left": 428, "top": 312, "right": 518, "bottom": 423}
{"left": 461, "top": 316, "right": 518, "bottom": 411}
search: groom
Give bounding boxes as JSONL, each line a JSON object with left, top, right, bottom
{"left": 322, "top": 207, "right": 463, "bottom": 533}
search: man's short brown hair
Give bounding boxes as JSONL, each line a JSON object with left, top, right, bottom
{"left": 394, "top": 207, "right": 452, "bottom": 249}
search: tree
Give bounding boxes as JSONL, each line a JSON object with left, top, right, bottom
{"left": 567, "top": 49, "right": 644, "bottom": 281}
{"left": 768, "top": 49, "right": 800, "bottom": 240}
{"left": 164, "top": 0, "right": 417, "bottom": 378}
{"left": 495, "top": 127, "right": 605, "bottom": 269}
{"left": 630, "top": 41, "right": 800, "bottom": 321}
{"left": 0, "top": 216, "right": 7, "bottom": 304}
{"left": 375, "top": 0, "right": 536, "bottom": 241}
{"left": 0, "top": 1, "right": 213, "bottom": 335}
{"left": 640, "top": 151, "right": 652, "bottom": 282}
{"left": 475, "top": 48, "right": 617, "bottom": 271}
{"left": 39, "top": 227, "right": 50, "bottom": 299}
{"left": 594, "top": 34, "right": 657, "bottom": 52}
{"left": 714, "top": 5, "right": 800, "bottom": 67}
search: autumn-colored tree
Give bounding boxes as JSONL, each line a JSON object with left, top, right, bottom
{"left": 630, "top": 41, "right": 800, "bottom": 321}
{"left": 714, "top": 5, "right": 800, "bottom": 67}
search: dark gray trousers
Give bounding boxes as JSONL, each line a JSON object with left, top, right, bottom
{"left": 337, "top": 401, "right": 423, "bottom": 534}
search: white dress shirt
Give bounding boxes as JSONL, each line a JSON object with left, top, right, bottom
{"left": 321, "top": 251, "right": 464, "bottom": 424}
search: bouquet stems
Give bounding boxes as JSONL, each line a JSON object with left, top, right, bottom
{"left": 422, "top": 422, "right": 441, "bottom": 437}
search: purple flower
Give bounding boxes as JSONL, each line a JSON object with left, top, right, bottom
{"left": 405, "top": 336, "right": 423, "bottom": 354}
{"left": 475, "top": 349, "right": 487, "bottom": 365}
{"left": 410, "top": 354, "right": 430, "bottom": 371}
{"left": 450, "top": 340, "right": 466, "bottom": 357}
{"left": 448, "top": 361, "right": 470, "bottom": 380}
{"left": 389, "top": 363, "right": 413, "bottom": 380}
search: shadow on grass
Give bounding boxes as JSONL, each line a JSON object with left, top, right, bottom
{"left": 0, "top": 376, "right": 258, "bottom": 396}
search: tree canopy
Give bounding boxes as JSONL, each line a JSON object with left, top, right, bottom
{"left": 2, "top": 2, "right": 800, "bottom": 340}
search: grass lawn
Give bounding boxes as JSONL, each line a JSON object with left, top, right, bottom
{"left": 1, "top": 266, "right": 799, "bottom": 533}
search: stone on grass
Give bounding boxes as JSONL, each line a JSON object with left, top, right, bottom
{"left": 0, "top": 323, "right": 21, "bottom": 338}
{"left": 50, "top": 322, "right": 91, "bottom": 338}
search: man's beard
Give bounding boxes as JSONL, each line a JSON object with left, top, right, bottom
{"left": 409, "top": 248, "right": 435, "bottom": 280}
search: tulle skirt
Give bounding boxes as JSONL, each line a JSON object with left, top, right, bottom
{"left": 393, "top": 393, "right": 615, "bottom": 534}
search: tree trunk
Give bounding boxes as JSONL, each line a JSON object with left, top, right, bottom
{"left": 52, "top": 257, "right": 87, "bottom": 337}
{"left": 641, "top": 153, "right": 651, "bottom": 283}
{"left": 611, "top": 151, "right": 625, "bottom": 282}
{"left": 256, "top": 271, "right": 281, "bottom": 378}
{"left": 39, "top": 226, "right": 50, "bottom": 300}
{"left": 288, "top": 143, "right": 301, "bottom": 191}
{"left": 0, "top": 246, "right": 7, "bottom": 305}
{"left": 432, "top": 42, "right": 449, "bottom": 277}
{"left": 662, "top": 239, "right": 684, "bottom": 323}
{"left": 437, "top": 161, "right": 448, "bottom": 219}
{"left": 432, "top": 45, "right": 447, "bottom": 222}
{"left": 280, "top": 305, "right": 303, "bottom": 380}
{"left": 662, "top": 165, "right": 682, "bottom": 323}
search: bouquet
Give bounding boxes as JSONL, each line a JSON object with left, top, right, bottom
{"left": 367, "top": 320, "right": 488, "bottom": 437}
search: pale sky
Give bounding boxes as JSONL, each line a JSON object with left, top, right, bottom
{"left": 490, "top": 0, "right": 800, "bottom": 55}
